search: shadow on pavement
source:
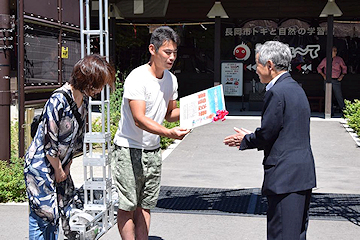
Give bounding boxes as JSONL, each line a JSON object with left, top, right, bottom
{"left": 155, "top": 186, "right": 360, "bottom": 225}
{"left": 149, "top": 236, "right": 164, "bottom": 240}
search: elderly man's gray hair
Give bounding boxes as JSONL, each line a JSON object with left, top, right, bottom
{"left": 255, "top": 41, "right": 292, "bottom": 71}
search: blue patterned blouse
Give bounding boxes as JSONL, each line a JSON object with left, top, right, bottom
{"left": 24, "top": 83, "right": 88, "bottom": 224}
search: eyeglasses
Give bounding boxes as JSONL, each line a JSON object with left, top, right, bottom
{"left": 90, "top": 86, "right": 103, "bottom": 92}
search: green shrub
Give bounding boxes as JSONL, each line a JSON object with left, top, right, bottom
{"left": 0, "top": 122, "right": 27, "bottom": 203}
{"left": 160, "top": 100, "right": 180, "bottom": 149}
{"left": 160, "top": 120, "right": 180, "bottom": 149}
{"left": 92, "top": 70, "right": 124, "bottom": 144}
{"left": 107, "top": 71, "right": 125, "bottom": 140}
{"left": 0, "top": 156, "right": 26, "bottom": 203}
{"left": 343, "top": 99, "right": 360, "bottom": 136}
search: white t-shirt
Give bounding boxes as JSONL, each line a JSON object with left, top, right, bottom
{"left": 113, "top": 64, "right": 178, "bottom": 150}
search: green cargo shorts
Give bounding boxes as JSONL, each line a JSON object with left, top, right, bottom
{"left": 111, "top": 145, "right": 162, "bottom": 211}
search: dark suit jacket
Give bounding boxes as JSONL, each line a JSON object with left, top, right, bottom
{"left": 240, "top": 72, "right": 316, "bottom": 195}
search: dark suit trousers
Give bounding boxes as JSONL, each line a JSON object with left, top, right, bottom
{"left": 266, "top": 189, "right": 312, "bottom": 240}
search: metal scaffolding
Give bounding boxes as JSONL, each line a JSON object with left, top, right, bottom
{"left": 70, "top": 0, "right": 115, "bottom": 239}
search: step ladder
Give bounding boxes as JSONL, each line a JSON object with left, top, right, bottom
{"left": 70, "top": 0, "right": 116, "bottom": 239}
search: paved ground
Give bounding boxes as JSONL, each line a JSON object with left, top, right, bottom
{"left": 99, "top": 115, "right": 360, "bottom": 240}
{"left": 1, "top": 112, "right": 360, "bottom": 239}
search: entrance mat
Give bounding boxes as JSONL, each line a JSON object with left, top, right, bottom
{"left": 154, "top": 186, "right": 360, "bottom": 223}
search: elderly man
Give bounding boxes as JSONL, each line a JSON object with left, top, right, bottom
{"left": 224, "top": 41, "right": 316, "bottom": 240}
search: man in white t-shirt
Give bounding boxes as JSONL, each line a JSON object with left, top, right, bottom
{"left": 112, "top": 26, "right": 190, "bottom": 240}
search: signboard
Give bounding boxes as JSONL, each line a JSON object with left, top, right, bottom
{"left": 180, "top": 85, "right": 226, "bottom": 129}
{"left": 221, "top": 62, "right": 243, "bottom": 97}
{"left": 61, "top": 46, "right": 69, "bottom": 59}
{"left": 225, "top": 26, "right": 326, "bottom": 37}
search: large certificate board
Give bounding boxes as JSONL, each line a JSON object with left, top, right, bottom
{"left": 221, "top": 62, "right": 243, "bottom": 96}
{"left": 180, "top": 85, "right": 226, "bottom": 129}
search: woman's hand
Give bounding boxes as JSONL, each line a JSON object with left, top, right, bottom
{"left": 47, "top": 154, "right": 67, "bottom": 183}
{"left": 63, "top": 159, "right": 72, "bottom": 176}
{"left": 54, "top": 167, "right": 67, "bottom": 183}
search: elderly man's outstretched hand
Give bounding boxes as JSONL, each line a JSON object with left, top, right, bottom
{"left": 223, "top": 127, "right": 251, "bottom": 149}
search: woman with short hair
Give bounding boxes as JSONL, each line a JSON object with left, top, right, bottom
{"left": 24, "top": 54, "right": 115, "bottom": 240}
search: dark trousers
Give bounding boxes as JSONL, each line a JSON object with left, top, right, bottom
{"left": 331, "top": 79, "right": 345, "bottom": 110}
{"left": 324, "top": 80, "right": 345, "bottom": 112}
{"left": 266, "top": 189, "right": 312, "bottom": 240}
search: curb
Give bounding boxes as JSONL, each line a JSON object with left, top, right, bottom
{"left": 0, "top": 202, "right": 28, "bottom": 206}
{"left": 340, "top": 119, "right": 360, "bottom": 147}
{"left": 162, "top": 139, "right": 182, "bottom": 161}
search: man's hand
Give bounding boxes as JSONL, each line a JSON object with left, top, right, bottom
{"left": 320, "top": 73, "right": 326, "bottom": 80}
{"left": 223, "top": 127, "right": 251, "bottom": 148}
{"left": 167, "top": 127, "right": 191, "bottom": 140}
